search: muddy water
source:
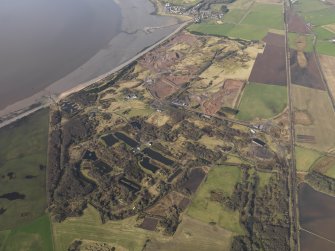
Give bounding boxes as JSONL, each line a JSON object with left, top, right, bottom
{"left": 0, "top": 0, "right": 121, "bottom": 110}
{"left": 0, "top": 0, "right": 179, "bottom": 114}
{"left": 299, "top": 183, "right": 335, "bottom": 250}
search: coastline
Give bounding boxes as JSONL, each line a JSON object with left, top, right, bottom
{"left": 0, "top": 0, "right": 192, "bottom": 129}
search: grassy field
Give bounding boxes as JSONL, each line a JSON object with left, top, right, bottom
{"left": 311, "top": 156, "right": 335, "bottom": 179}
{"left": 187, "top": 166, "right": 245, "bottom": 234}
{"left": 294, "top": 0, "right": 328, "bottom": 13}
{"left": 236, "top": 83, "right": 287, "bottom": 121}
{"left": 292, "top": 84, "right": 335, "bottom": 152}
{"left": 295, "top": 146, "right": 322, "bottom": 172}
{"left": 0, "top": 109, "right": 49, "bottom": 230}
{"left": 288, "top": 33, "right": 314, "bottom": 52}
{"left": 0, "top": 214, "right": 53, "bottom": 251}
{"left": 316, "top": 41, "right": 335, "bottom": 57}
{"left": 303, "top": 8, "right": 335, "bottom": 26}
{"left": 222, "top": 9, "right": 246, "bottom": 23}
{"left": 241, "top": 3, "right": 284, "bottom": 30}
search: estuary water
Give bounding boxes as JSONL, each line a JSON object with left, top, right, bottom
{"left": 0, "top": 0, "right": 179, "bottom": 116}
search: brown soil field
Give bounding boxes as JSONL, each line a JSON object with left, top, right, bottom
{"left": 181, "top": 168, "right": 206, "bottom": 195}
{"left": 263, "top": 32, "right": 285, "bottom": 48}
{"left": 150, "top": 79, "right": 179, "bottom": 99}
{"left": 296, "top": 135, "right": 316, "bottom": 144}
{"left": 248, "top": 43, "right": 287, "bottom": 85}
{"left": 139, "top": 217, "right": 159, "bottom": 231}
{"left": 290, "top": 50, "right": 325, "bottom": 90}
{"left": 294, "top": 110, "right": 313, "bottom": 126}
{"left": 287, "top": 9, "right": 310, "bottom": 34}
{"left": 202, "top": 79, "right": 245, "bottom": 115}
{"left": 319, "top": 55, "right": 335, "bottom": 98}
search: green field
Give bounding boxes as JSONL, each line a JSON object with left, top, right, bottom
{"left": 241, "top": 3, "right": 284, "bottom": 30}
{"left": 223, "top": 9, "right": 246, "bottom": 23}
{"left": 187, "top": 23, "right": 269, "bottom": 41}
{"left": 0, "top": 109, "right": 49, "bottom": 230}
{"left": 0, "top": 214, "right": 53, "bottom": 251}
{"left": 187, "top": 165, "right": 245, "bottom": 234}
{"left": 294, "top": 0, "right": 328, "bottom": 13}
{"left": 316, "top": 41, "right": 335, "bottom": 56}
{"left": 303, "top": 8, "right": 335, "bottom": 26}
{"left": 288, "top": 33, "right": 314, "bottom": 52}
{"left": 237, "top": 83, "right": 287, "bottom": 121}
{"left": 295, "top": 146, "right": 322, "bottom": 172}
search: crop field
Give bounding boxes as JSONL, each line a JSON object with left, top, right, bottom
{"left": 0, "top": 109, "right": 49, "bottom": 230}
{"left": 312, "top": 156, "right": 335, "bottom": 179}
{"left": 0, "top": 214, "right": 53, "bottom": 251}
{"left": 187, "top": 165, "right": 245, "bottom": 234}
{"left": 319, "top": 55, "right": 335, "bottom": 98}
{"left": 295, "top": 146, "right": 322, "bottom": 172}
{"left": 236, "top": 83, "right": 287, "bottom": 121}
{"left": 292, "top": 84, "right": 335, "bottom": 152}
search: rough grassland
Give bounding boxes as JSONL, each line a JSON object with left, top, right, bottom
{"left": 0, "top": 214, "right": 53, "bottom": 251}
{"left": 146, "top": 216, "right": 233, "bottom": 251}
{"left": 237, "top": 83, "right": 287, "bottom": 121}
{"left": 0, "top": 109, "right": 49, "bottom": 230}
{"left": 53, "top": 204, "right": 233, "bottom": 251}
{"left": 53, "top": 205, "right": 154, "bottom": 251}
{"left": 187, "top": 166, "right": 245, "bottom": 234}
{"left": 295, "top": 146, "right": 322, "bottom": 172}
{"left": 292, "top": 84, "right": 335, "bottom": 152}
{"left": 257, "top": 171, "right": 272, "bottom": 191}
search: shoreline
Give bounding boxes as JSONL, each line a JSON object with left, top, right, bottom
{"left": 0, "top": 0, "right": 189, "bottom": 128}
{"left": 0, "top": 19, "right": 192, "bottom": 129}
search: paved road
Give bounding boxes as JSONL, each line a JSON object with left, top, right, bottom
{"left": 283, "top": 2, "right": 299, "bottom": 250}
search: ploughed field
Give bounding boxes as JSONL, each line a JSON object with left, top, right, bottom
{"left": 299, "top": 183, "right": 335, "bottom": 250}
